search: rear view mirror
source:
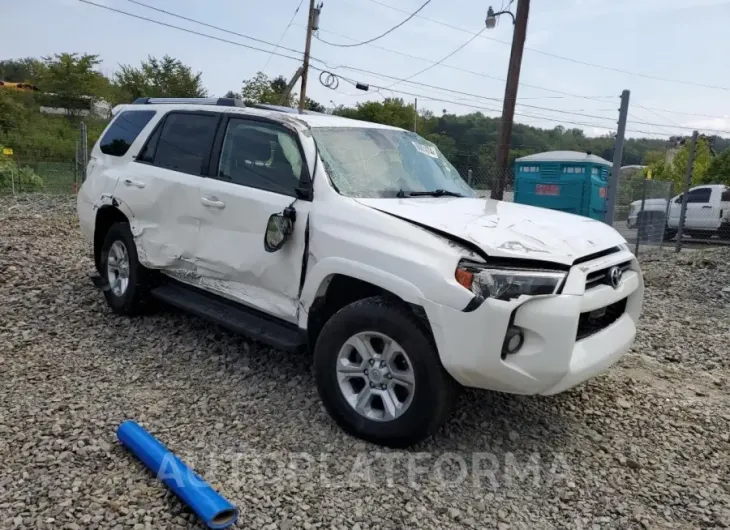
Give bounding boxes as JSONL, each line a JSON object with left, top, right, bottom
{"left": 264, "top": 213, "right": 294, "bottom": 252}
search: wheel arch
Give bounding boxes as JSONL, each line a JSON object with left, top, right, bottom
{"left": 94, "top": 205, "right": 130, "bottom": 271}
{"left": 301, "top": 259, "right": 429, "bottom": 353}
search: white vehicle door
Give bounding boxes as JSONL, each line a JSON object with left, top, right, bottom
{"left": 194, "top": 115, "right": 312, "bottom": 323}
{"left": 685, "top": 187, "right": 715, "bottom": 230}
{"left": 122, "top": 110, "right": 220, "bottom": 272}
{"left": 667, "top": 193, "right": 683, "bottom": 228}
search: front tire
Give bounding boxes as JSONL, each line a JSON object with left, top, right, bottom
{"left": 313, "top": 296, "right": 457, "bottom": 447}
{"left": 99, "top": 222, "right": 151, "bottom": 315}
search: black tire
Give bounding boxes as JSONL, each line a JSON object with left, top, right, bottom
{"left": 663, "top": 228, "right": 678, "bottom": 241}
{"left": 99, "top": 222, "right": 151, "bottom": 315}
{"left": 719, "top": 225, "right": 730, "bottom": 240}
{"left": 313, "top": 296, "right": 457, "bottom": 448}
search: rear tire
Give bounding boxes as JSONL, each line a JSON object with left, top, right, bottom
{"left": 99, "top": 222, "right": 151, "bottom": 315}
{"left": 719, "top": 225, "right": 730, "bottom": 240}
{"left": 313, "top": 296, "right": 457, "bottom": 447}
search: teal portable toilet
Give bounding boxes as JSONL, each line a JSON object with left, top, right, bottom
{"left": 514, "top": 151, "right": 610, "bottom": 221}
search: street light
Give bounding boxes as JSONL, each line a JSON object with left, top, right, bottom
{"left": 485, "top": 6, "right": 515, "bottom": 28}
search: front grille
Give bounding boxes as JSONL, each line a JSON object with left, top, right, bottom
{"left": 585, "top": 260, "right": 631, "bottom": 290}
{"left": 576, "top": 298, "right": 627, "bottom": 341}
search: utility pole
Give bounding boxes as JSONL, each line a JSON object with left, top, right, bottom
{"left": 604, "top": 89, "right": 630, "bottom": 226}
{"left": 414, "top": 98, "right": 418, "bottom": 132}
{"left": 675, "top": 130, "right": 698, "bottom": 253}
{"left": 298, "top": 0, "right": 320, "bottom": 112}
{"left": 492, "top": 0, "right": 530, "bottom": 201}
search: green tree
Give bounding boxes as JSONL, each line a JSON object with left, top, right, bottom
{"left": 0, "top": 58, "right": 46, "bottom": 85}
{"left": 0, "top": 91, "right": 27, "bottom": 134}
{"left": 241, "top": 72, "right": 292, "bottom": 106}
{"left": 115, "top": 55, "right": 207, "bottom": 100}
{"left": 706, "top": 148, "right": 730, "bottom": 185}
{"left": 40, "top": 53, "right": 103, "bottom": 119}
{"left": 670, "top": 137, "right": 712, "bottom": 188}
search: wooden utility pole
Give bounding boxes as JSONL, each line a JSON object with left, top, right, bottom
{"left": 492, "top": 0, "right": 530, "bottom": 200}
{"left": 298, "top": 0, "right": 317, "bottom": 112}
{"left": 414, "top": 98, "right": 418, "bottom": 132}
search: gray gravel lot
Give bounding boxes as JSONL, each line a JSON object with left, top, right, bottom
{"left": 1, "top": 195, "right": 729, "bottom": 530}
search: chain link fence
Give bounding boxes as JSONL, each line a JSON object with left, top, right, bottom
{"left": 1, "top": 122, "right": 87, "bottom": 196}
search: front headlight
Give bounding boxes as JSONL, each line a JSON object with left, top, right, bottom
{"left": 455, "top": 260, "right": 566, "bottom": 301}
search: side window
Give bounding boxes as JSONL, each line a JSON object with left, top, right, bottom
{"left": 153, "top": 112, "right": 219, "bottom": 175}
{"left": 217, "top": 118, "right": 304, "bottom": 195}
{"left": 721, "top": 189, "right": 730, "bottom": 202}
{"left": 687, "top": 188, "right": 711, "bottom": 203}
{"left": 137, "top": 123, "right": 162, "bottom": 163}
{"left": 100, "top": 110, "right": 155, "bottom": 157}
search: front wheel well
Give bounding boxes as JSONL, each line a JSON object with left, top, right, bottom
{"left": 94, "top": 206, "right": 129, "bottom": 271}
{"left": 306, "top": 274, "right": 430, "bottom": 352}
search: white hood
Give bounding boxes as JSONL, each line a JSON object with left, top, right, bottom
{"left": 355, "top": 197, "right": 627, "bottom": 266}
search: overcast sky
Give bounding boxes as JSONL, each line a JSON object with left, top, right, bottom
{"left": 6, "top": 0, "right": 730, "bottom": 139}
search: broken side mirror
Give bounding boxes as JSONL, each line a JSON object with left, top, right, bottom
{"left": 264, "top": 212, "right": 294, "bottom": 252}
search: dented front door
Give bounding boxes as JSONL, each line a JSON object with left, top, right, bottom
{"left": 194, "top": 116, "right": 310, "bottom": 323}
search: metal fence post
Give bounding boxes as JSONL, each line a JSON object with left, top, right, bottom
{"left": 605, "top": 89, "right": 630, "bottom": 226}
{"left": 675, "top": 131, "right": 698, "bottom": 253}
{"left": 80, "top": 121, "right": 88, "bottom": 182}
{"left": 635, "top": 178, "right": 647, "bottom": 256}
{"left": 467, "top": 168, "right": 473, "bottom": 187}
{"left": 659, "top": 181, "right": 673, "bottom": 250}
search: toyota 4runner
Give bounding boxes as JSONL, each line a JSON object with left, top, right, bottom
{"left": 77, "top": 97, "right": 644, "bottom": 447}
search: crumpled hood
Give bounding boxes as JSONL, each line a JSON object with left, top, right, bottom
{"left": 355, "top": 197, "right": 627, "bottom": 266}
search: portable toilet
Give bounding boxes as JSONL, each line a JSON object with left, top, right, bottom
{"left": 513, "top": 151, "right": 611, "bottom": 221}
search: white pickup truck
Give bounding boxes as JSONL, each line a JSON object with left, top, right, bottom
{"left": 627, "top": 184, "right": 730, "bottom": 240}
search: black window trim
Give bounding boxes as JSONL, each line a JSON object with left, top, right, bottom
{"left": 688, "top": 187, "right": 712, "bottom": 204}
{"left": 133, "top": 109, "right": 223, "bottom": 177}
{"left": 207, "top": 113, "right": 313, "bottom": 201}
{"left": 100, "top": 109, "right": 157, "bottom": 158}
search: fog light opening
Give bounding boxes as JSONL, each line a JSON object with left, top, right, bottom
{"left": 502, "top": 326, "right": 524, "bottom": 357}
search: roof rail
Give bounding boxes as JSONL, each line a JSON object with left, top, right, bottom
{"left": 250, "top": 103, "right": 326, "bottom": 116}
{"left": 132, "top": 97, "right": 245, "bottom": 107}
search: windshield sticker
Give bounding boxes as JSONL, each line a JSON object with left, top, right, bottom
{"left": 411, "top": 141, "right": 439, "bottom": 158}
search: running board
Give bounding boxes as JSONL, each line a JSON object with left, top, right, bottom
{"left": 150, "top": 283, "right": 306, "bottom": 352}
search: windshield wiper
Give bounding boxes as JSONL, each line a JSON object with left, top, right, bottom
{"left": 397, "top": 188, "right": 465, "bottom": 198}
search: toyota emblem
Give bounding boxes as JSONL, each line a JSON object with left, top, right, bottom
{"left": 607, "top": 266, "right": 623, "bottom": 289}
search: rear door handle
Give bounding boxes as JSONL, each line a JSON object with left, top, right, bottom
{"left": 123, "top": 179, "right": 146, "bottom": 189}
{"left": 701, "top": 205, "right": 712, "bottom": 209}
{"left": 201, "top": 196, "right": 226, "bottom": 209}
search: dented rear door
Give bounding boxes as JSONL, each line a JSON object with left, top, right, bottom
{"left": 123, "top": 111, "right": 220, "bottom": 272}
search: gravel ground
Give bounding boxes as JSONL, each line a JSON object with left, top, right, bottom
{"left": 1, "top": 194, "right": 729, "bottom": 530}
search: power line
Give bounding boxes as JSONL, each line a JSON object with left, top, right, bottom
{"left": 78, "top": 0, "right": 729, "bottom": 137}
{"left": 310, "top": 26, "right": 618, "bottom": 101}
{"left": 381, "top": 28, "right": 485, "bottom": 90}
{"left": 317, "top": 69, "right": 667, "bottom": 136}
{"left": 261, "top": 0, "right": 306, "bottom": 72}
{"left": 317, "top": 0, "right": 431, "bottom": 48}
{"left": 365, "top": 0, "right": 730, "bottom": 92}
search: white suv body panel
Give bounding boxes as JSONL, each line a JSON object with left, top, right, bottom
{"left": 78, "top": 103, "right": 643, "bottom": 397}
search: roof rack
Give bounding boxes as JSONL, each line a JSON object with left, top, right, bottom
{"left": 132, "top": 97, "right": 245, "bottom": 107}
{"left": 251, "top": 103, "right": 327, "bottom": 116}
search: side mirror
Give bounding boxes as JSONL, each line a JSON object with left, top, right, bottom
{"left": 264, "top": 213, "right": 294, "bottom": 252}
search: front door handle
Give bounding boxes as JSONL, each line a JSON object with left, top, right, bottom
{"left": 201, "top": 196, "right": 226, "bottom": 209}
{"left": 124, "top": 179, "right": 146, "bottom": 189}
{"left": 701, "top": 205, "right": 712, "bottom": 209}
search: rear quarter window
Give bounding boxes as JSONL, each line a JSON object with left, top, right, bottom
{"left": 100, "top": 110, "right": 156, "bottom": 157}
{"left": 722, "top": 189, "right": 730, "bottom": 202}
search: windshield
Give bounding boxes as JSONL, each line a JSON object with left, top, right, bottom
{"left": 311, "top": 127, "right": 476, "bottom": 198}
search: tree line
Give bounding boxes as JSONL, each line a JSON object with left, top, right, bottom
{"left": 2, "top": 52, "right": 729, "bottom": 186}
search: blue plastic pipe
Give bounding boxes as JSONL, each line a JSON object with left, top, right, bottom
{"left": 116, "top": 420, "right": 239, "bottom": 529}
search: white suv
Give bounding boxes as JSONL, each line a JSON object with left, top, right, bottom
{"left": 77, "top": 98, "right": 644, "bottom": 447}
